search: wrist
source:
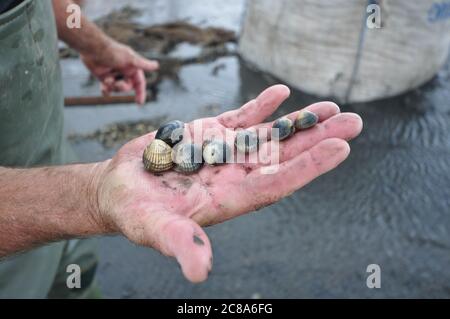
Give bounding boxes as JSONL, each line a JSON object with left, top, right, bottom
{"left": 85, "top": 160, "right": 114, "bottom": 235}
{"left": 78, "top": 34, "right": 112, "bottom": 59}
{"left": 60, "top": 9, "right": 114, "bottom": 58}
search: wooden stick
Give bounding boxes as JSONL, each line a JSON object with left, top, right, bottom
{"left": 64, "top": 95, "right": 136, "bottom": 107}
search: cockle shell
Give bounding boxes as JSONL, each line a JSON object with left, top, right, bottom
{"left": 203, "top": 140, "right": 232, "bottom": 165}
{"left": 155, "top": 120, "right": 185, "bottom": 147}
{"left": 272, "top": 117, "right": 294, "bottom": 141}
{"left": 235, "top": 130, "right": 259, "bottom": 154}
{"left": 143, "top": 139, "right": 174, "bottom": 173}
{"left": 173, "top": 143, "right": 204, "bottom": 174}
{"left": 295, "top": 111, "right": 319, "bottom": 130}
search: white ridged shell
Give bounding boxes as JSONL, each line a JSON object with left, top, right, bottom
{"left": 143, "top": 139, "right": 173, "bottom": 173}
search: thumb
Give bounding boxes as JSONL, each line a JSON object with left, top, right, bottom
{"left": 140, "top": 212, "right": 213, "bottom": 283}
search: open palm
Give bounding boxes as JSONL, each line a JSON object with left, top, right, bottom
{"left": 95, "top": 85, "right": 363, "bottom": 283}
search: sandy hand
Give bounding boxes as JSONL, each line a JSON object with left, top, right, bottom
{"left": 93, "top": 85, "right": 363, "bottom": 283}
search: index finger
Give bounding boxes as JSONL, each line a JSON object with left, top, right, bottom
{"left": 218, "top": 85, "right": 291, "bottom": 129}
{"left": 131, "top": 69, "right": 147, "bottom": 105}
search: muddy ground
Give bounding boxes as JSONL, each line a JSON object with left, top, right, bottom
{"left": 63, "top": 0, "right": 450, "bottom": 298}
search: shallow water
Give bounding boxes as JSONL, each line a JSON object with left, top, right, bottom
{"left": 64, "top": 0, "right": 450, "bottom": 298}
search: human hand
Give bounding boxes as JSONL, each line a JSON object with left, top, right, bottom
{"left": 80, "top": 40, "right": 159, "bottom": 105}
{"left": 92, "top": 85, "right": 363, "bottom": 283}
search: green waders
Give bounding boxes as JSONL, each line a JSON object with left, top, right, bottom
{"left": 0, "top": 0, "right": 100, "bottom": 298}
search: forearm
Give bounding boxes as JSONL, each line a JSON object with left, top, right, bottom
{"left": 52, "top": 0, "right": 112, "bottom": 55}
{"left": 0, "top": 163, "right": 107, "bottom": 258}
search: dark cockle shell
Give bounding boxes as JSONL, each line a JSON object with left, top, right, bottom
{"left": 272, "top": 117, "right": 294, "bottom": 141}
{"left": 203, "top": 140, "right": 232, "bottom": 165}
{"left": 173, "top": 143, "right": 204, "bottom": 174}
{"left": 155, "top": 120, "right": 185, "bottom": 147}
{"left": 143, "top": 139, "right": 174, "bottom": 173}
{"left": 235, "top": 130, "right": 259, "bottom": 154}
{"left": 295, "top": 111, "right": 319, "bottom": 130}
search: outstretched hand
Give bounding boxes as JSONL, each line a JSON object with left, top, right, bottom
{"left": 93, "top": 85, "right": 363, "bottom": 283}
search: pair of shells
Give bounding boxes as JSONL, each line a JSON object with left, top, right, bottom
{"left": 175, "top": 140, "right": 231, "bottom": 169}
{"left": 272, "top": 110, "right": 319, "bottom": 141}
{"left": 156, "top": 120, "right": 205, "bottom": 174}
{"left": 143, "top": 120, "right": 197, "bottom": 174}
{"left": 143, "top": 140, "right": 205, "bottom": 174}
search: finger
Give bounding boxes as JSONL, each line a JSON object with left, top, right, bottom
{"left": 102, "top": 75, "right": 115, "bottom": 86}
{"left": 138, "top": 213, "right": 212, "bottom": 283}
{"left": 218, "top": 84, "right": 291, "bottom": 128}
{"left": 103, "top": 80, "right": 134, "bottom": 93}
{"left": 255, "top": 113, "right": 362, "bottom": 166}
{"left": 101, "top": 76, "right": 118, "bottom": 96}
{"left": 101, "top": 83, "right": 111, "bottom": 97}
{"left": 131, "top": 69, "right": 147, "bottom": 105}
{"left": 248, "top": 138, "right": 350, "bottom": 197}
{"left": 133, "top": 54, "right": 160, "bottom": 72}
{"left": 113, "top": 80, "right": 134, "bottom": 92}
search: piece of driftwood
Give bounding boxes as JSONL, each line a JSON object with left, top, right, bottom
{"left": 64, "top": 95, "right": 136, "bottom": 106}
{"left": 240, "top": 0, "right": 450, "bottom": 103}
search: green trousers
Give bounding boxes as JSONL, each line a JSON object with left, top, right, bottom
{"left": 0, "top": 0, "right": 99, "bottom": 298}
